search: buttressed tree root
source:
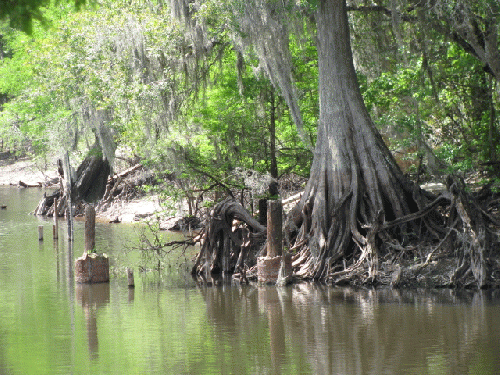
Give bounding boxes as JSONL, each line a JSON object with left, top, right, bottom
{"left": 193, "top": 176, "right": 500, "bottom": 289}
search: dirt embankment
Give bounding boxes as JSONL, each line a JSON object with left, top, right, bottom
{"left": 0, "top": 157, "right": 173, "bottom": 224}
{"left": 0, "top": 157, "right": 58, "bottom": 186}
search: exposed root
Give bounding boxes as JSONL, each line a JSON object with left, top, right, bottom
{"left": 191, "top": 198, "right": 266, "bottom": 277}
{"left": 288, "top": 175, "right": 500, "bottom": 289}
{"left": 33, "top": 163, "right": 149, "bottom": 218}
{"left": 191, "top": 174, "right": 500, "bottom": 289}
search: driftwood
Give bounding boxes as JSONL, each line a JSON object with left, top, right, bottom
{"left": 18, "top": 180, "right": 42, "bottom": 188}
{"left": 34, "top": 162, "right": 146, "bottom": 218}
{"left": 96, "top": 164, "right": 146, "bottom": 212}
{"left": 191, "top": 198, "right": 267, "bottom": 277}
{"left": 189, "top": 175, "right": 500, "bottom": 289}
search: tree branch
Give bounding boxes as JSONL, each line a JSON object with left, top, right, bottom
{"left": 346, "top": 5, "right": 416, "bottom": 22}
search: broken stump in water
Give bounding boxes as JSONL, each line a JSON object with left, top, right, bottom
{"left": 75, "top": 253, "right": 110, "bottom": 283}
{"left": 257, "top": 254, "right": 292, "bottom": 284}
{"left": 75, "top": 204, "right": 109, "bottom": 283}
{"left": 257, "top": 199, "right": 292, "bottom": 284}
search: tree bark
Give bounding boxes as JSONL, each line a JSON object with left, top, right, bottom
{"left": 187, "top": 0, "right": 500, "bottom": 288}
{"left": 191, "top": 198, "right": 267, "bottom": 276}
{"left": 73, "top": 155, "right": 111, "bottom": 203}
{"left": 286, "top": 0, "right": 419, "bottom": 280}
{"left": 34, "top": 154, "right": 111, "bottom": 217}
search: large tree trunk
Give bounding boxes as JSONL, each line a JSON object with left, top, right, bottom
{"left": 72, "top": 155, "right": 111, "bottom": 203}
{"left": 282, "top": 0, "right": 500, "bottom": 288}
{"left": 33, "top": 155, "right": 111, "bottom": 217}
{"left": 285, "top": 0, "right": 423, "bottom": 280}
{"left": 190, "top": 0, "right": 499, "bottom": 288}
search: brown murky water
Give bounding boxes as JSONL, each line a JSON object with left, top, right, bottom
{"left": 1, "top": 186, "right": 499, "bottom": 374}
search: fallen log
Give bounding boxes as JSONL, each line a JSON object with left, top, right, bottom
{"left": 191, "top": 198, "right": 267, "bottom": 277}
{"left": 18, "top": 180, "right": 42, "bottom": 188}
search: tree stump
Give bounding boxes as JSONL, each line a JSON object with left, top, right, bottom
{"left": 75, "top": 253, "right": 110, "bottom": 283}
{"left": 257, "top": 254, "right": 292, "bottom": 284}
{"left": 258, "top": 200, "right": 291, "bottom": 284}
{"left": 75, "top": 204, "right": 109, "bottom": 283}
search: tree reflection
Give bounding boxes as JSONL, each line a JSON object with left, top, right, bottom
{"left": 200, "top": 283, "right": 500, "bottom": 374}
{"left": 76, "top": 283, "right": 111, "bottom": 360}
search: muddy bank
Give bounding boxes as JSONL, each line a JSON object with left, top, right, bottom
{"left": 0, "top": 157, "right": 58, "bottom": 186}
{"left": 0, "top": 157, "right": 184, "bottom": 227}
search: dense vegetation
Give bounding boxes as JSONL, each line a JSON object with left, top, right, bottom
{"left": 0, "top": 0, "right": 314, "bottom": 201}
{"left": 1, "top": 1, "right": 499, "bottom": 193}
{"left": 1, "top": 0, "right": 500, "bottom": 286}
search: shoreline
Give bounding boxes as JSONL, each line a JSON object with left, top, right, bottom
{"left": 0, "top": 157, "right": 178, "bottom": 225}
{"left": 0, "top": 157, "right": 58, "bottom": 186}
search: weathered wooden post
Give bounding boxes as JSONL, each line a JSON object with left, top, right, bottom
{"left": 53, "top": 198, "right": 58, "bottom": 240}
{"left": 84, "top": 205, "right": 96, "bottom": 254}
{"left": 267, "top": 200, "right": 282, "bottom": 258}
{"left": 62, "top": 152, "right": 74, "bottom": 242}
{"left": 75, "top": 204, "right": 109, "bottom": 283}
{"left": 257, "top": 199, "right": 292, "bottom": 284}
{"left": 127, "top": 268, "right": 135, "bottom": 288}
{"left": 38, "top": 225, "right": 44, "bottom": 241}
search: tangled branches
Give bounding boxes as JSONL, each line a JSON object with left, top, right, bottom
{"left": 192, "top": 177, "right": 500, "bottom": 289}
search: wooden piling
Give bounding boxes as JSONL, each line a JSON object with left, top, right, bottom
{"left": 257, "top": 199, "right": 291, "bottom": 284}
{"left": 266, "top": 199, "right": 282, "bottom": 257}
{"left": 53, "top": 198, "right": 58, "bottom": 240}
{"left": 62, "top": 152, "right": 74, "bottom": 242}
{"left": 75, "top": 203, "right": 109, "bottom": 284}
{"left": 38, "top": 225, "right": 43, "bottom": 241}
{"left": 84, "top": 205, "right": 96, "bottom": 254}
{"left": 127, "top": 268, "right": 135, "bottom": 288}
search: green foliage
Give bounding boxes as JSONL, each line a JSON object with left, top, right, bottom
{"left": 0, "top": 0, "right": 88, "bottom": 34}
{"left": 138, "top": 19, "right": 316, "bottom": 201}
{"left": 2, "top": 0, "right": 499, "bottom": 205}
{"left": 2, "top": 0, "right": 315, "bottom": 204}
{"left": 0, "top": 0, "right": 188, "bottom": 159}
{"left": 353, "top": 4, "right": 500, "bottom": 175}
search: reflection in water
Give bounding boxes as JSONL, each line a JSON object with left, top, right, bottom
{"left": 53, "top": 238, "right": 62, "bottom": 284}
{"left": 3, "top": 187, "right": 500, "bottom": 374}
{"left": 128, "top": 285, "right": 135, "bottom": 303}
{"left": 76, "top": 283, "right": 111, "bottom": 360}
{"left": 258, "top": 287, "right": 286, "bottom": 375}
{"left": 67, "top": 238, "right": 74, "bottom": 283}
{"left": 201, "top": 284, "right": 500, "bottom": 375}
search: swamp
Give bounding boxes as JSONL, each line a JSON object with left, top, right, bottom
{"left": 0, "top": 185, "right": 500, "bottom": 374}
{"left": 2, "top": 0, "right": 500, "bottom": 373}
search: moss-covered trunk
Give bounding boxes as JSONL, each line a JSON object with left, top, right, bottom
{"left": 283, "top": 0, "right": 416, "bottom": 280}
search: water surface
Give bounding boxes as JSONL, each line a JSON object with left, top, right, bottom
{"left": 0, "top": 186, "right": 499, "bottom": 374}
